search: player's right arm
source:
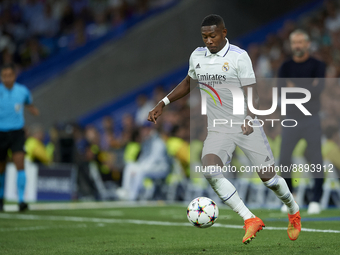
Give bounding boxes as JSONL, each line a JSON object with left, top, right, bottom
{"left": 148, "top": 75, "right": 193, "bottom": 124}
{"left": 148, "top": 49, "right": 200, "bottom": 124}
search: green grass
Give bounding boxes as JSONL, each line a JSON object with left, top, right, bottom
{"left": 0, "top": 203, "right": 340, "bottom": 255}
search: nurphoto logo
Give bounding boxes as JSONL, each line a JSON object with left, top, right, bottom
{"left": 199, "top": 81, "right": 312, "bottom": 128}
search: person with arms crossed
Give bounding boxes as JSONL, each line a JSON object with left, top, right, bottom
{"left": 0, "top": 63, "right": 39, "bottom": 212}
{"left": 148, "top": 15, "right": 301, "bottom": 244}
{"left": 278, "top": 30, "right": 326, "bottom": 215}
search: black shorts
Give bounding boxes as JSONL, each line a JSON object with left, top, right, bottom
{"left": 0, "top": 129, "right": 26, "bottom": 161}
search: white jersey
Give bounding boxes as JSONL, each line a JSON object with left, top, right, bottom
{"left": 188, "top": 38, "right": 256, "bottom": 133}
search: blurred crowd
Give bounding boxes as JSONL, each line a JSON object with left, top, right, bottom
{"left": 21, "top": 0, "right": 340, "bottom": 202}
{"left": 249, "top": 0, "right": 340, "bottom": 119}
{"left": 246, "top": 0, "right": 340, "bottom": 163}
{"left": 0, "top": 0, "right": 175, "bottom": 71}
{"left": 23, "top": 86, "right": 191, "bottom": 200}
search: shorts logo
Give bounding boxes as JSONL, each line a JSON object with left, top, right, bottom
{"left": 199, "top": 82, "right": 222, "bottom": 106}
{"left": 222, "top": 62, "right": 229, "bottom": 72}
{"left": 196, "top": 63, "right": 201, "bottom": 69}
{"left": 265, "top": 156, "right": 270, "bottom": 162}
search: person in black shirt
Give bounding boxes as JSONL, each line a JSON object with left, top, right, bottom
{"left": 278, "top": 29, "right": 326, "bottom": 214}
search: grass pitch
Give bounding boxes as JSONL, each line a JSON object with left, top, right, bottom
{"left": 0, "top": 202, "right": 340, "bottom": 255}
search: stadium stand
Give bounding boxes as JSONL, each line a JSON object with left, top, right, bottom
{"left": 3, "top": 0, "right": 340, "bottom": 208}
{"left": 1, "top": 0, "right": 179, "bottom": 87}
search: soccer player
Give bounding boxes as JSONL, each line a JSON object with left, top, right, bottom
{"left": 148, "top": 14, "right": 301, "bottom": 244}
{"left": 0, "top": 63, "right": 39, "bottom": 212}
{"left": 278, "top": 29, "right": 326, "bottom": 214}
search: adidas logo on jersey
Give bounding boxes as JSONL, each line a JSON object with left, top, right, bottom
{"left": 196, "top": 63, "right": 200, "bottom": 69}
{"left": 265, "top": 156, "right": 270, "bottom": 162}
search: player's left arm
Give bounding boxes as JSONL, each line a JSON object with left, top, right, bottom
{"left": 25, "top": 104, "right": 40, "bottom": 116}
{"left": 24, "top": 88, "right": 39, "bottom": 116}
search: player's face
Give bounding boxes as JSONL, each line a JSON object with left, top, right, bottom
{"left": 1, "top": 68, "right": 16, "bottom": 88}
{"left": 290, "top": 33, "right": 310, "bottom": 57}
{"left": 201, "top": 25, "right": 227, "bottom": 54}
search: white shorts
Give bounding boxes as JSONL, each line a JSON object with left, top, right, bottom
{"left": 201, "top": 123, "right": 275, "bottom": 168}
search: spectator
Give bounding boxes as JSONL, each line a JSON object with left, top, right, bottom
{"left": 0, "top": 0, "right": 172, "bottom": 70}
{"left": 22, "top": 0, "right": 44, "bottom": 26}
{"left": 0, "top": 30, "right": 16, "bottom": 55}
{"left": 0, "top": 48, "right": 15, "bottom": 66}
{"left": 68, "top": 18, "right": 88, "bottom": 49}
{"left": 20, "top": 37, "right": 49, "bottom": 67}
{"left": 49, "top": 0, "right": 69, "bottom": 21}
{"left": 117, "top": 122, "right": 169, "bottom": 201}
{"left": 109, "top": 0, "right": 127, "bottom": 26}
{"left": 59, "top": 4, "right": 76, "bottom": 34}
{"left": 71, "top": 0, "right": 90, "bottom": 16}
{"left": 135, "top": 94, "right": 154, "bottom": 126}
{"left": 119, "top": 113, "right": 134, "bottom": 147}
{"left": 100, "top": 116, "right": 121, "bottom": 150}
{"left": 87, "top": 12, "right": 110, "bottom": 39}
{"left": 322, "top": 122, "right": 340, "bottom": 172}
{"left": 166, "top": 125, "right": 190, "bottom": 177}
{"left": 25, "top": 124, "right": 54, "bottom": 164}
{"left": 123, "top": 129, "right": 141, "bottom": 163}
{"left": 324, "top": 0, "right": 340, "bottom": 32}
{"left": 29, "top": 3, "right": 59, "bottom": 37}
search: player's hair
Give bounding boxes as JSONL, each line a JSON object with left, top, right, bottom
{"left": 1, "top": 63, "right": 16, "bottom": 72}
{"left": 289, "top": 29, "right": 310, "bottom": 42}
{"left": 201, "top": 14, "right": 225, "bottom": 28}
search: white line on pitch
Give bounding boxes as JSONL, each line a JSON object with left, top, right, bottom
{"left": 0, "top": 224, "right": 88, "bottom": 232}
{"left": 3, "top": 201, "right": 169, "bottom": 212}
{"left": 0, "top": 213, "right": 339, "bottom": 234}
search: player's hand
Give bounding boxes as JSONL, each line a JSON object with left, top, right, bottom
{"left": 26, "top": 105, "right": 40, "bottom": 116}
{"left": 147, "top": 102, "right": 164, "bottom": 124}
{"left": 241, "top": 120, "right": 253, "bottom": 135}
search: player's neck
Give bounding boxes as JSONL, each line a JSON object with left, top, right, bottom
{"left": 219, "top": 39, "right": 227, "bottom": 52}
{"left": 292, "top": 53, "right": 309, "bottom": 63}
{"left": 212, "top": 39, "right": 227, "bottom": 54}
{"left": 4, "top": 83, "right": 14, "bottom": 90}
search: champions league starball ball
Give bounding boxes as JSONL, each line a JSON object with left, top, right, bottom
{"left": 187, "top": 197, "right": 219, "bottom": 228}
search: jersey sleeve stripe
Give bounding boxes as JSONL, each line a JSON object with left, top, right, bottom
{"left": 230, "top": 45, "right": 246, "bottom": 54}
{"left": 230, "top": 49, "right": 245, "bottom": 54}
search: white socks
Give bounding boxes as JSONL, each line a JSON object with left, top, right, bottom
{"left": 204, "top": 167, "right": 299, "bottom": 220}
{"left": 226, "top": 190, "right": 255, "bottom": 221}
{"left": 263, "top": 174, "right": 299, "bottom": 215}
{"left": 205, "top": 166, "right": 255, "bottom": 221}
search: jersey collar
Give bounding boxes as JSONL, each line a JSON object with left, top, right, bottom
{"left": 205, "top": 38, "right": 230, "bottom": 57}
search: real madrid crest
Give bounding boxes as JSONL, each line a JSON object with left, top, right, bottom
{"left": 222, "top": 62, "right": 229, "bottom": 72}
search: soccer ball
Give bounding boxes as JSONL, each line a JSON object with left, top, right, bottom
{"left": 187, "top": 197, "right": 219, "bottom": 228}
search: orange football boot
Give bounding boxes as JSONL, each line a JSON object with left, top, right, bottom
{"left": 243, "top": 217, "right": 265, "bottom": 244}
{"left": 287, "top": 211, "right": 301, "bottom": 241}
